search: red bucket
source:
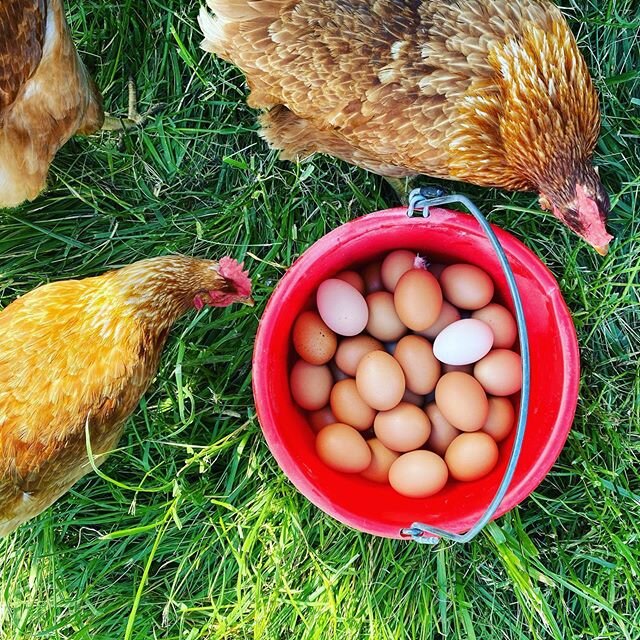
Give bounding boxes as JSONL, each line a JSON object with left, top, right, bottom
{"left": 252, "top": 201, "right": 579, "bottom": 540}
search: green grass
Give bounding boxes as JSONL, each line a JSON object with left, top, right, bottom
{"left": 1, "top": 0, "right": 639, "bottom": 638}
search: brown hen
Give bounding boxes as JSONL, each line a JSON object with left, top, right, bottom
{"left": 199, "top": 0, "right": 612, "bottom": 253}
{"left": 0, "top": 0, "right": 153, "bottom": 208}
{"left": 0, "top": 255, "right": 253, "bottom": 536}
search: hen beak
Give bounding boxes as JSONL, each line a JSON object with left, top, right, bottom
{"left": 240, "top": 296, "right": 255, "bottom": 307}
{"left": 593, "top": 244, "right": 609, "bottom": 257}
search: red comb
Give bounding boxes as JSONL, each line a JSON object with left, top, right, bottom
{"left": 218, "top": 257, "right": 252, "bottom": 297}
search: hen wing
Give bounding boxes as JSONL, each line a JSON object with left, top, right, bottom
{"left": 199, "top": 0, "right": 561, "bottom": 176}
{"left": 0, "top": 0, "right": 46, "bottom": 117}
{"left": 0, "top": 282, "right": 151, "bottom": 532}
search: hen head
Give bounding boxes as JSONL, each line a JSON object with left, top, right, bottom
{"left": 112, "top": 255, "right": 253, "bottom": 331}
{"left": 537, "top": 165, "right": 612, "bottom": 256}
{"left": 497, "top": 20, "right": 612, "bottom": 254}
{"left": 192, "top": 256, "right": 254, "bottom": 309}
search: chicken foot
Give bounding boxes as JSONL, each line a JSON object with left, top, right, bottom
{"left": 383, "top": 176, "right": 420, "bottom": 206}
{"left": 101, "top": 79, "right": 163, "bottom": 131}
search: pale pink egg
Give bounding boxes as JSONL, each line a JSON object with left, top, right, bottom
{"left": 316, "top": 279, "right": 368, "bottom": 336}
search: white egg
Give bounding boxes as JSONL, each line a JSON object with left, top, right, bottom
{"left": 432, "top": 319, "right": 494, "bottom": 365}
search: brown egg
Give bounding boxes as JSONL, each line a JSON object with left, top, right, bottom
{"left": 361, "top": 439, "right": 400, "bottom": 483}
{"left": 373, "top": 402, "right": 431, "bottom": 452}
{"left": 381, "top": 250, "right": 419, "bottom": 291}
{"left": 362, "top": 262, "right": 384, "bottom": 293}
{"left": 334, "top": 335, "right": 384, "bottom": 376}
{"left": 445, "top": 432, "right": 499, "bottom": 481}
{"left": 388, "top": 451, "right": 449, "bottom": 498}
{"left": 366, "top": 291, "right": 407, "bottom": 341}
{"left": 335, "top": 270, "right": 366, "bottom": 294}
{"left": 292, "top": 311, "right": 338, "bottom": 365}
{"left": 481, "top": 397, "right": 516, "bottom": 442}
{"left": 442, "top": 363, "right": 474, "bottom": 374}
{"left": 394, "top": 269, "right": 443, "bottom": 331}
{"left": 424, "top": 403, "right": 461, "bottom": 456}
{"left": 472, "top": 303, "right": 518, "bottom": 349}
{"left": 355, "top": 350, "right": 405, "bottom": 411}
{"left": 474, "top": 349, "right": 522, "bottom": 396}
{"left": 402, "top": 388, "right": 425, "bottom": 406}
{"left": 330, "top": 379, "right": 377, "bottom": 431}
{"left": 435, "top": 372, "right": 489, "bottom": 432}
{"left": 416, "top": 301, "right": 461, "bottom": 341}
{"left": 394, "top": 335, "right": 441, "bottom": 395}
{"left": 439, "top": 264, "right": 495, "bottom": 310}
{"left": 315, "top": 423, "right": 372, "bottom": 473}
{"left": 308, "top": 406, "right": 338, "bottom": 433}
{"left": 290, "top": 360, "right": 333, "bottom": 410}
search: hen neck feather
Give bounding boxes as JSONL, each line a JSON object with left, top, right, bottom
{"left": 448, "top": 17, "right": 600, "bottom": 193}
{"left": 89, "top": 258, "right": 206, "bottom": 338}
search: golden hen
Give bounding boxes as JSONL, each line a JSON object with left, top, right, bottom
{"left": 0, "top": 0, "right": 151, "bottom": 208}
{"left": 199, "top": 0, "right": 612, "bottom": 253}
{"left": 0, "top": 255, "right": 253, "bottom": 536}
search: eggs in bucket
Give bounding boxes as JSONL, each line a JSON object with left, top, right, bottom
{"left": 288, "top": 252, "right": 523, "bottom": 498}
{"left": 252, "top": 204, "right": 580, "bottom": 539}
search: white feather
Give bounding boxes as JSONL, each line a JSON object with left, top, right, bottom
{"left": 198, "top": 6, "right": 229, "bottom": 52}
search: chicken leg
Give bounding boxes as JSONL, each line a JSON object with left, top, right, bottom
{"left": 101, "top": 79, "right": 163, "bottom": 131}
{"left": 383, "top": 177, "right": 420, "bottom": 206}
